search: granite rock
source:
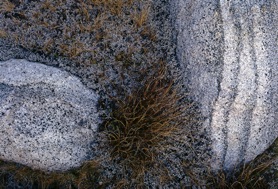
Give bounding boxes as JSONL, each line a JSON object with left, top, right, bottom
{"left": 172, "top": 0, "right": 278, "bottom": 170}
{"left": 0, "top": 59, "right": 99, "bottom": 171}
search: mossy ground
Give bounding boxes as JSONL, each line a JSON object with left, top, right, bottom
{"left": 0, "top": 0, "right": 277, "bottom": 188}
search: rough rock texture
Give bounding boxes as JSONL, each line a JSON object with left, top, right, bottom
{"left": 172, "top": 0, "right": 278, "bottom": 170}
{"left": 0, "top": 59, "right": 99, "bottom": 171}
{"left": 0, "top": 1, "right": 197, "bottom": 187}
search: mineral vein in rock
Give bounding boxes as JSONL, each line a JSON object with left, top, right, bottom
{"left": 173, "top": 0, "right": 278, "bottom": 170}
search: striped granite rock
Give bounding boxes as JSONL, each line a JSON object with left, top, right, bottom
{"left": 172, "top": 1, "right": 278, "bottom": 170}
{"left": 0, "top": 59, "right": 99, "bottom": 171}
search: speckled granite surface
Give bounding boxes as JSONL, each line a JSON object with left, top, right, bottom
{"left": 0, "top": 59, "right": 99, "bottom": 171}
{"left": 0, "top": 0, "right": 277, "bottom": 187}
{"left": 172, "top": 0, "right": 278, "bottom": 170}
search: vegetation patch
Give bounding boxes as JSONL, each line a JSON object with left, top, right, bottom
{"left": 102, "top": 62, "right": 193, "bottom": 185}
{"left": 207, "top": 155, "right": 275, "bottom": 189}
{"left": 186, "top": 138, "right": 278, "bottom": 189}
{"left": 0, "top": 160, "right": 101, "bottom": 189}
{"left": 0, "top": 0, "right": 277, "bottom": 188}
{"left": 0, "top": 0, "right": 155, "bottom": 66}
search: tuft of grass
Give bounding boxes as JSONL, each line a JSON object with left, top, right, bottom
{"left": 207, "top": 159, "right": 273, "bottom": 189}
{"left": 0, "top": 30, "right": 7, "bottom": 38}
{"left": 0, "top": 0, "right": 15, "bottom": 13}
{"left": 0, "top": 0, "right": 148, "bottom": 63}
{"left": 91, "top": 0, "right": 126, "bottom": 15}
{"left": 133, "top": 5, "right": 150, "bottom": 28}
{"left": 103, "top": 62, "right": 189, "bottom": 181}
{"left": 203, "top": 138, "right": 278, "bottom": 189}
{"left": 140, "top": 26, "right": 157, "bottom": 41}
{"left": 0, "top": 159, "right": 101, "bottom": 189}
{"left": 41, "top": 0, "right": 56, "bottom": 12}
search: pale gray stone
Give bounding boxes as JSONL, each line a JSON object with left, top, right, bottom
{"left": 172, "top": 0, "right": 278, "bottom": 170}
{"left": 0, "top": 59, "right": 99, "bottom": 171}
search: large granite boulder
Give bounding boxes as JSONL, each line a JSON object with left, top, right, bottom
{"left": 172, "top": 1, "right": 278, "bottom": 170}
{"left": 0, "top": 59, "right": 99, "bottom": 171}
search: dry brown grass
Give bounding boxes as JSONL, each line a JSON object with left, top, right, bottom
{"left": 140, "top": 26, "right": 157, "bottom": 41}
{"left": 207, "top": 159, "right": 273, "bottom": 189}
{"left": 204, "top": 139, "right": 278, "bottom": 189}
{"left": 0, "top": 160, "right": 101, "bottom": 189}
{"left": 89, "top": 0, "right": 132, "bottom": 16}
{"left": 133, "top": 5, "right": 150, "bottom": 28}
{"left": 0, "top": 0, "right": 15, "bottom": 13}
{"left": 41, "top": 0, "right": 56, "bottom": 12}
{"left": 0, "top": 0, "right": 154, "bottom": 66}
{"left": 181, "top": 139, "right": 278, "bottom": 188}
{"left": 103, "top": 62, "right": 190, "bottom": 182}
{"left": 0, "top": 30, "right": 7, "bottom": 38}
